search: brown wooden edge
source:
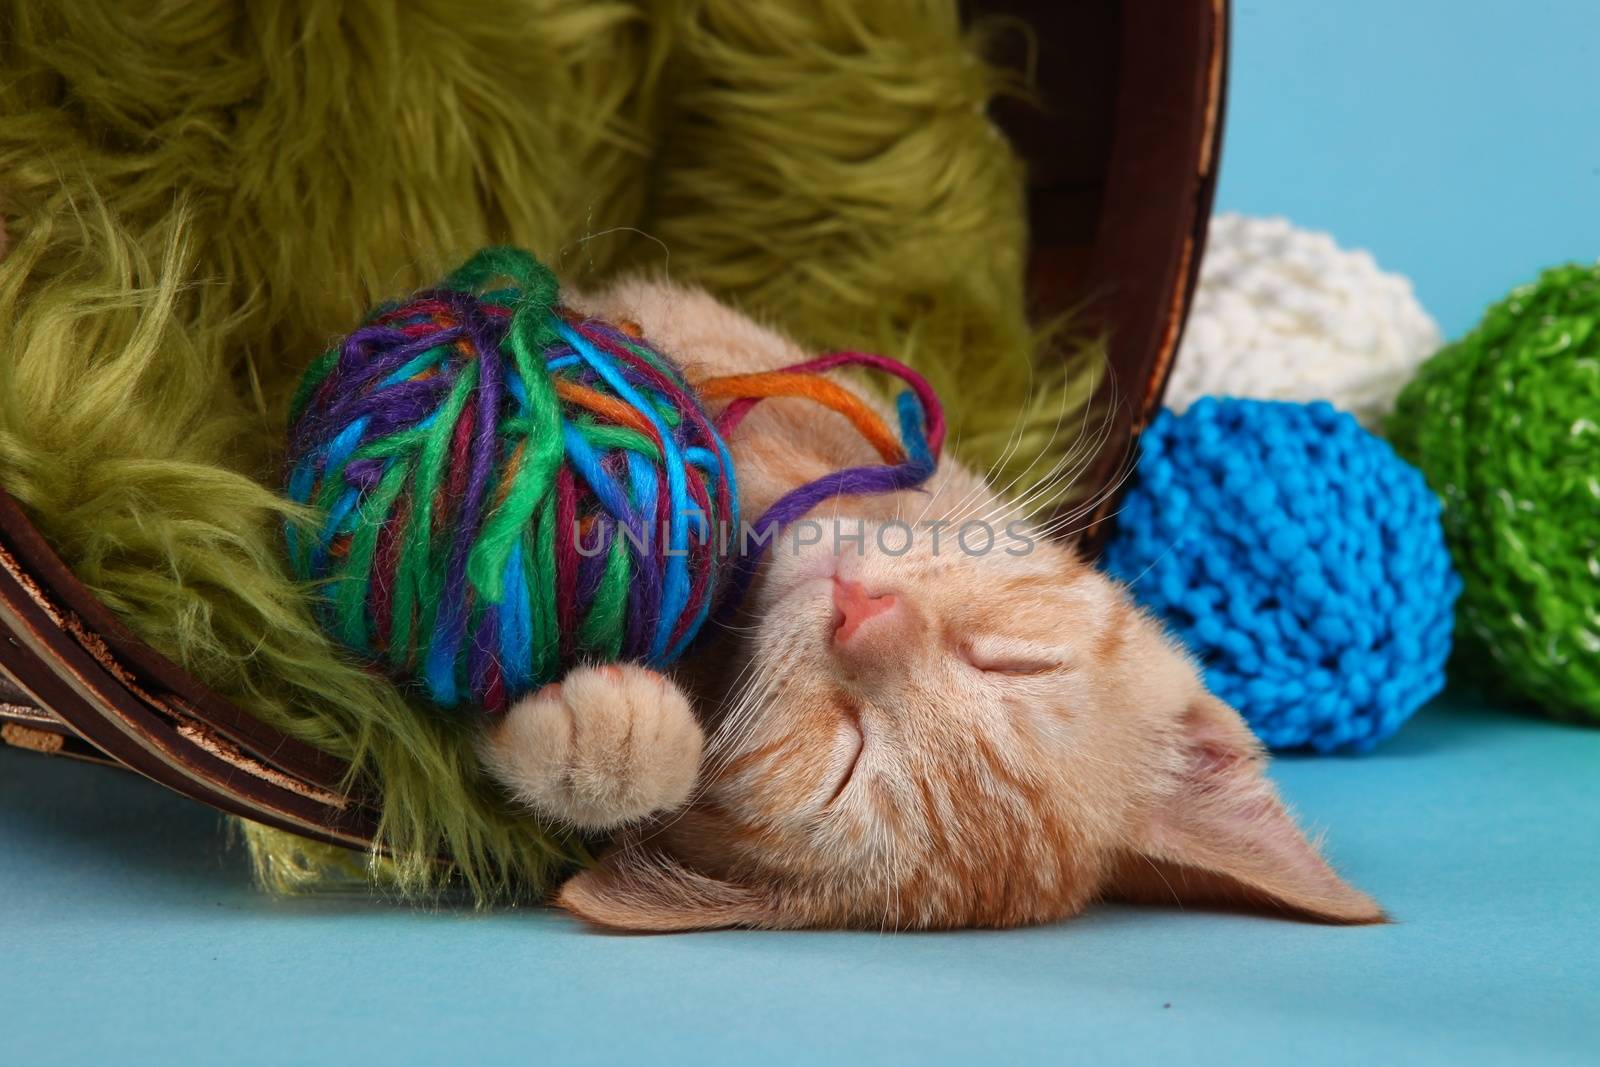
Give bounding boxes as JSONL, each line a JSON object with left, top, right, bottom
{"left": 0, "top": 678, "right": 119, "bottom": 765}
{"left": 0, "top": 494, "right": 348, "bottom": 788}
{"left": 1070, "top": 0, "right": 1228, "bottom": 555}
{"left": 0, "top": 491, "right": 380, "bottom": 851}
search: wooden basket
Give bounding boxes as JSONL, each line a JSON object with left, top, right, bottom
{"left": 0, "top": 0, "right": 1228, "bottom": 852}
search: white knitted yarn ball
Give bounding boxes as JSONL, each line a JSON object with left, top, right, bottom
{"left": 1167, "top": 214, "right": 1442, "bottom": 427}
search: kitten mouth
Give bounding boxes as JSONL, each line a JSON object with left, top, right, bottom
{"left": 824, "top": 703, "right": 865, "bottom": 808}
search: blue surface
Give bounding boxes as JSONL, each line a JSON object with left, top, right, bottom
{"left": 7, "top": 3, "right": 1600, "bottom": 1064}
{"left": 3, "top": 698, "right": 1597, "bottom": 1065}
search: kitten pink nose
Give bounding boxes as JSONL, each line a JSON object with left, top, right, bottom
{"left": 832, "top": 577, "right": 897, "bottom": 645}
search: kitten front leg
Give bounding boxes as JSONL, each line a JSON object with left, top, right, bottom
{"left": 479, "top": 664, "right": 704, "bottom": 831}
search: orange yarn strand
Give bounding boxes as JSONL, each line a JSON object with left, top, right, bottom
{"left": 696, "top": 372, "right": 905, "bottom": 463}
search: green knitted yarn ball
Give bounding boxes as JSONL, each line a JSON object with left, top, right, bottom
{"left": 1389, "top": 263, "right": 1600, "bottom": 720}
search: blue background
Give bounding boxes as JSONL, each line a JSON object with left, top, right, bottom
{"left": 1217, "top": 0, "right": 1600, "bottom": 339}
{"left": 4, "top": 3, "right": 1599, "bottom": 1064}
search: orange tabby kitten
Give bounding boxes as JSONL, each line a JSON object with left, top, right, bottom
{"left": 479, "top": 280, "right": 1385, "bottom": 931}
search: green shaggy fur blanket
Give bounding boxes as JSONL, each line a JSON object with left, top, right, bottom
{"left": 0, "top": 0, "right": 1095, "bottom": 898}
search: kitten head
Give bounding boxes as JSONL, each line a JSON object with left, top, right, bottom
{"left": 557, "top": 513, "right": 1384, "bottom": 931}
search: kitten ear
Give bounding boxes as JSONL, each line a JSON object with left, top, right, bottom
{"left": 1110, "top": 694, "right": 1386, "bottom": 924}
{"left": 557, "top": 846, "right": 778, "bottom": 932}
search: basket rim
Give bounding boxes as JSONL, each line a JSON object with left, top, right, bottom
{"left": 1070, "top": 0, "right": 1228, "bottom": 552}
{"left": 0, "top": 491, "right": 381, "bottom": 850}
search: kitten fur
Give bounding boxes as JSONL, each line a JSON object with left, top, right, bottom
{"left": 480, "top": 281, "right": 1386, "bottom": 931}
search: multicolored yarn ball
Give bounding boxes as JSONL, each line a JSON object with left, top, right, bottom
{"left": 285, "top": 247, "right": 942, "bottom": 712}
{"left": 1389, "top": 262, "right": 1600, "bottom": 722}
{"left": 1166, "top": 214, "right": 1442, "bottom": 428}
{"left": 1104, "top": 398, "right": 1461, "bottom": 752}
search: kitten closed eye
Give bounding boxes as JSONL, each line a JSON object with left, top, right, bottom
{"left": 957, "top": 642, "right": 1068, "bottom": 677}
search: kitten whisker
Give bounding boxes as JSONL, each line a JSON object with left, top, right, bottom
{"left": 956, "top": 362, "right": 1095, "bottom": 524}
{"left": 930, "top": 354, "right": 1052, "bottom": 524}
{"left": 952, "top": 377, "right": 1112, "bottom": 534}
{"left": 977, "top": 368, "right": 1119, "bottom": 526}
{"left": 993, "top": 404, "right": 1128, "bottom": 536}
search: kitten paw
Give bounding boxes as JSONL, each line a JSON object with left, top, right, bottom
{"left": 480, "top": 664, "right": 703, "bottom": 831}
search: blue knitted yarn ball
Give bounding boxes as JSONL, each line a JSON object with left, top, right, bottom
{"left": 1103, "top": 398, "right": 1461, "bottom": 752}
